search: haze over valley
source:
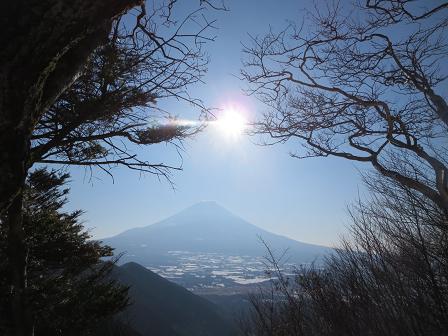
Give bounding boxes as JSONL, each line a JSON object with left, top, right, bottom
{"left": 105, "top": 201, "right": 331, "bottom": 294}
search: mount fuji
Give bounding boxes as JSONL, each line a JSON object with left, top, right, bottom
{"left": 103, "top": 201, "right": 331, "bottom": 291}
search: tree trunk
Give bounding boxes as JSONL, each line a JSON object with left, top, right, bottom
{"left": 0, "top": 0, "right": 142, "bottom": 216}
{"left": 427, "top": 89, "right": 448, "bottom": 130}
{"left": 8, "top": 193, "right": 33, "bottom": 336}
{"left": 0, "top": 2, "right": 142, "bottom": 335}
{"left": 1, "top": 127, "right": 32, "bottom": 335}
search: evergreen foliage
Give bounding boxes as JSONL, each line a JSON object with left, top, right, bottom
{"left": 0, "top": 169, "right": 129, "bottom": 335}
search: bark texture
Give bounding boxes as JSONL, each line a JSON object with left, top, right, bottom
{"left": 0, "top": 1, "right": 141, "bottom": 335}
{"left": 0, "top": 0, "right": 141, "bottom": 215}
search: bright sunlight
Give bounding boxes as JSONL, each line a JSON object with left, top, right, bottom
{"left": 215, "top": 107, "right": 248, "bottom": 139}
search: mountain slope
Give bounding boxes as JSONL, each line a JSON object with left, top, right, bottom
{"left": 105, "top": 201, "right": 331, "bottom": 264}
{"left": 112, "top": 262, "right": 239, "bottom": 336}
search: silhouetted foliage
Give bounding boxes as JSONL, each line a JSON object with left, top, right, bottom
{"left": 30, "top": 4, "right": 219, "bottom": 178}
{"left": 0, "top": 169, "right": 129, "bottom": 336}
{"left": 0, "top": 1, "right": 225, "bottom": 333}
{"left": 242, "top": 4, "right": 448, "bottom": 332}
{"left": 242, "top": 173, "right": 448, "bottom": 336}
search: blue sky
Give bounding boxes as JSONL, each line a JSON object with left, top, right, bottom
{"left": 67, "top": 0, "right": 366, "bottom": 247}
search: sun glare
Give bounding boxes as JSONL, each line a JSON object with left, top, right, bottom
{"left": 215, "top": 107, "right": 248, "bottom": 139}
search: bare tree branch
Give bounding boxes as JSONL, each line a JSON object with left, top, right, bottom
{"left": 242, "top": 0, "right": 448, "bottom": 212}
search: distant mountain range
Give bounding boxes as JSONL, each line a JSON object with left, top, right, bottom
{"left": 101, "top": 262, "right": 239, "bottom": 336}
{"left": 104, "top": 201, "right": 331, "bottom": 266}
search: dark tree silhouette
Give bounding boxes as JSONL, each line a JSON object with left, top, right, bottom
{"left": 29, "top": 9, "right": 212, "bottom": 177}
{"left": 242, "top": 0, "right": 448, "bottom": 212}
{"left": 0, "top": 1, "right": 225, "bottom": 334}
{"left": 0, "top": 169, "right": 129, "bottom": 336}
{"left": 241, "top": 5, "right": 448, "bottom": 332}
{"left": 243, "top": 173, "right": 448, "bottom": 336}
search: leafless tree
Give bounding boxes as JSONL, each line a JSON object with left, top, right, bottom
{"left": 241, "top": 0, "right": 448, "bottom": 212}
{"left": 0, "top": 1, "right": 226, "bottom": 335}
{"left": 241, "top": 2, "right": 448, "bottom": 334}
{"left": 30, "top": 4, "right": 215, "bottom": 179}
{"left": 243, "top": 173, "right": 448, "bottom": 336}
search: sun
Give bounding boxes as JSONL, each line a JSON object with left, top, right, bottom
{"left": 215, "top": 107, "right": 248, "bottom": 138}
